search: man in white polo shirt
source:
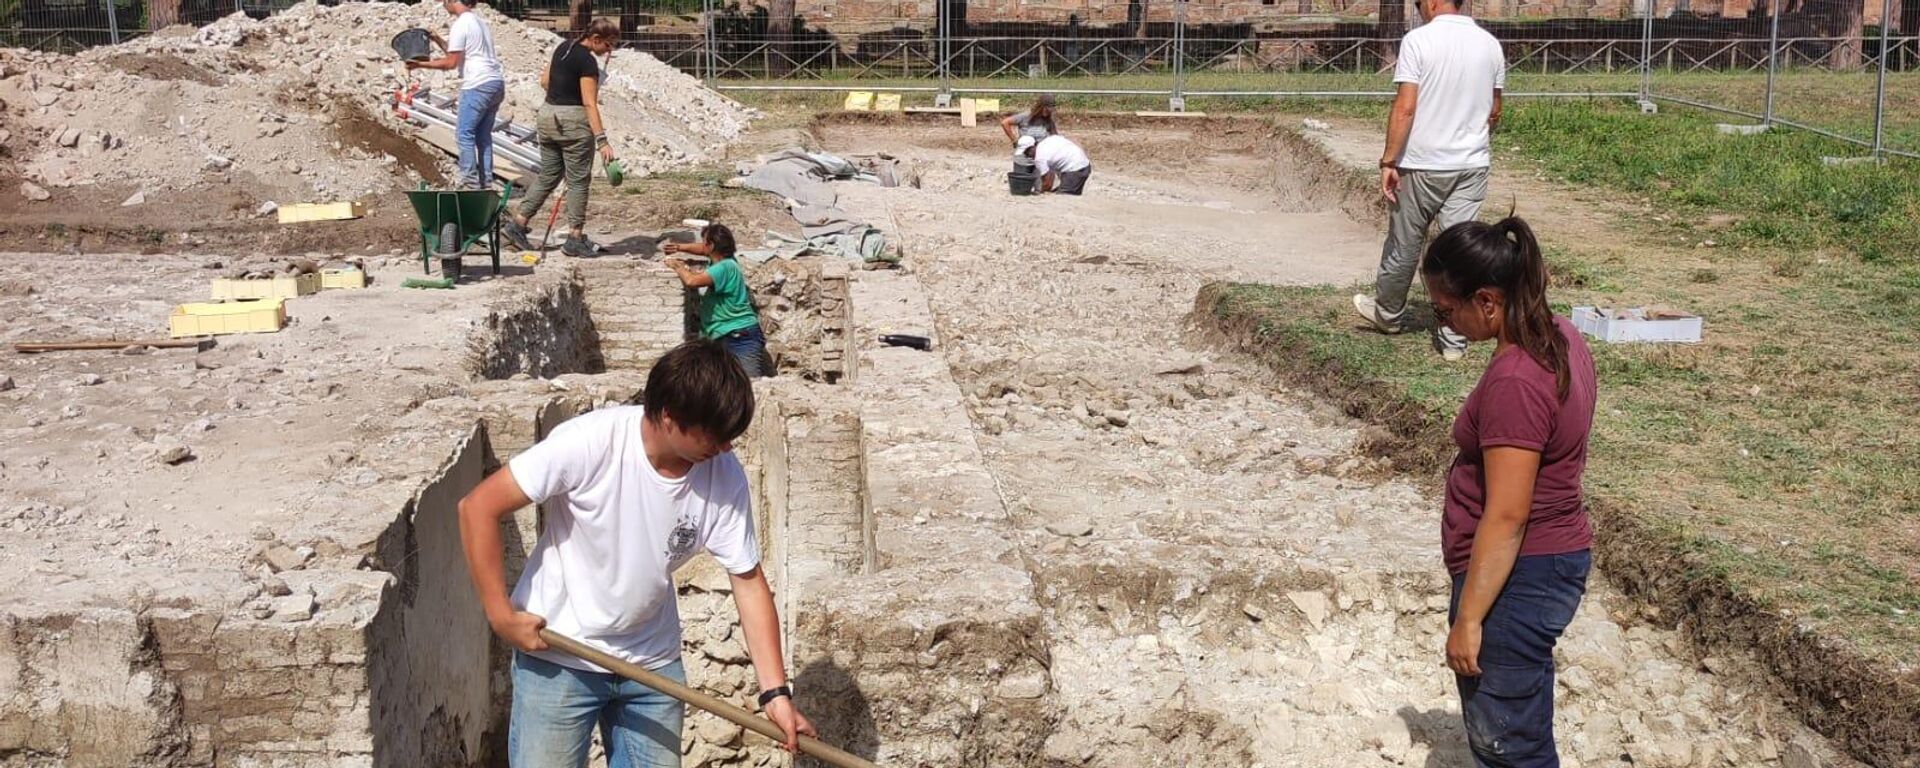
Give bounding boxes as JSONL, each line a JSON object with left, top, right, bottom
{"left": 1019, "top": 133, "right": 1093, "bottom": 195}
{"left": 408, "top": 0, "right": 509, "bottom": 189}
{"left": 1352, "top": 0, "right": 1504, "bottom": 361}
{"left": 459, "top": 340, "right": 817, "bottom": 766}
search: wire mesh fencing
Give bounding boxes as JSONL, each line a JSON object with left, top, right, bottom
{"left": 1, "top": 0, "right": 1912, "bottom": 156}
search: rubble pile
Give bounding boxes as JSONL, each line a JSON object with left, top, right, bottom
{"left": 0, "top": 1, "right": 754, "bottom": 201}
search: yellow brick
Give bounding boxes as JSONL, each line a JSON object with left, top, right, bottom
{"left": 320, "top": 269, "right": 367, "bottom": 290}
{"left": 276, "top": 201, "right": 365, "bottom": 224}
{"left": 874, "top": 93, "right": 903, "bottom": 112}
{"left": 842, "top": 91, "right": 874, "bottom": 111}
{"left": 169, "top": 300, "right": 287, "bottom": 338}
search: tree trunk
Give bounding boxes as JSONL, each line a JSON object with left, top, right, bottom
{"left": 148, "top": 0, "right": 180, "bottom": 29}
{"left": 1377, "top": 0, "right": 1406, "bottom": 68}
{"left": 769, "top": 0, "right": 794, "bottom": 75}
{"left": 569, "top": 0, "right": 590, "bottom": 34}
{"left": 1832, "top": 0, "right": 1864, "bottom": 69}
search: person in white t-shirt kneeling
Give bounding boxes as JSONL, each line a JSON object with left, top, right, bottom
{"left": 459, "top": 340, "right": 817, "bottom": 766}
{"left": 408, "top": 0, "right": 509, "bottom": 189}
{"left": 1018, "top": 134, "right": 1092, "bottom": 195}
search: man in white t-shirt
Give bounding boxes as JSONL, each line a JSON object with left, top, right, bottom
{"left": 1018, "top": 134, "right": 1093, "bottom": 195}
{"left": 1352, "top": 0, "right": 1504, "bottom": 361}
{"left": 459, "top": 340, "right": 817, "bottom": 766}
{"left": 407, "top": 0, "right": 508, "bottom": 189}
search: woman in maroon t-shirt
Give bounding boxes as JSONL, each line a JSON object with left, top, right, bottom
{"left": 1422, "top": 216, "right": 1596, "bottom": 767}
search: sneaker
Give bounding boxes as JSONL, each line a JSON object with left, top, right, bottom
{"left": 500, "top": 217, "right": 533, "bottom": 252}
{"left": 1352, "top": 294, "right": 1408, "bottom": 334}
{"left": 561, "top": 235, "right": 600, "bottom": 259}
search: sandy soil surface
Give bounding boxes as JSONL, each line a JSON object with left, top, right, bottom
{"left": 815, "top": 117, "right": 1860, "bottom": 768}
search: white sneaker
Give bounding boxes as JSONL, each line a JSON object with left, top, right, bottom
{"left": 1352, "top": 294, "right": 1407, "bottom": 334}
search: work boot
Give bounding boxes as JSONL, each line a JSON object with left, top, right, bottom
{"left": 561, "top": 234, "right": 600, "bottom": 259}
{"left": 500, "top": 217, "right": 533, "bottom": 252}
{"left": 1351, "top": 294, "right": 1408, "bottom": 335}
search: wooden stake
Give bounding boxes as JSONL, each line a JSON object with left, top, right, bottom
{"left": 538, "top": 629, "right": 881, "bottom": 768}
{"left": 15, "top": 338, "right": 211, "bottom": 353}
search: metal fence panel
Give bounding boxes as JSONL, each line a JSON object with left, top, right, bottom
{"left": 2, "top": 0, "right": 1913, "bottom": 157}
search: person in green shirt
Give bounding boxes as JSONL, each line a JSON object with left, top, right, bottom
{"left": 663, "top": 224, "right": 770, "bottom": 377}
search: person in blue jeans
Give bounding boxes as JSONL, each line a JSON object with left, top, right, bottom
{"left": 1422, "top": 217, "right": 1597, "bottom": 767}
{"left": 663, "top": 224, "right": 772, "bottom": 377}
{"left": 408, "top": 0, "right": 509, "bottom": 189}
{"left": 460, "top": 341, "right": 816, "bottom": 767}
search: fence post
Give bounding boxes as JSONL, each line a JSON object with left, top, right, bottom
{"left": 234, "top": 0, "right": 243, "bottom": 17}
{"left": 106, "top": 0, "right": 121, "bottom": 44}
{"left": 936, "top": 0, "right": 951, "bottom": 106}
{"left": 1170, "top": 0, "right": 1187, "bottom": 112}
{"left": 1638, "top": 0, "right": 1654, "bottom": 108}
{"left": 1871, "top": 0, "right": 1892, "bottom": 158}
{"left": 702, "top": 0, "right": 715, "bottom": 83}
{"left": 1763, "top": 0, "right": 1780, "bottom": 125}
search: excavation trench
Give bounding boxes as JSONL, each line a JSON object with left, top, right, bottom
{"left": 0, "top": 115, "right": 1872, "bottom": 768}
{"left": 792, "top": 113, "right": 1869, "bottom": 768}
{"left": 210, "top": 116, "right": 1875, "bottom": 767}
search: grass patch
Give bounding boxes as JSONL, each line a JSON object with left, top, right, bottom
{"left": 1198, "top": 99, "right": 1920, "bottom": 764}
{"left": 1499, "top": 99, "right": 1920, "bottom": 263}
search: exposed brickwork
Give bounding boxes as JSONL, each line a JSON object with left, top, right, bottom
{"left": 578, "top": 260, "right": 696, "bottom": 375}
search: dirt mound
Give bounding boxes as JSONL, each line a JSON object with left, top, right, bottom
{"left": 0, "top": 1, "right": 755, "bottom": 203}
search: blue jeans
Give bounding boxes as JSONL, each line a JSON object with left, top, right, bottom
{"left": 510, "top": 652, "right": 686, "bottom": 768}
{"left": 456, "top": 80, "right": 507, "bottom": 189}
{"left": 720, "top": 325, "right": 771, "bottom": 378}
{"left": 1448, "top": 550, "right": 1591, "bottom": 768}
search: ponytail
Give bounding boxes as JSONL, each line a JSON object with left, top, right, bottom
{"left": 581, "top": 17, "right": 619, "bottom": 43}
{"left": 1423, "top": 216, "right": 1571, "bottom": 399}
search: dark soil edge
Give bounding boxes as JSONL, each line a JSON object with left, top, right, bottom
{"left": 1195, "top": 284, "right": 1920, "bottom": 768}
{"left": 1189, "top": 120, "right": 1919, "bottom": 767}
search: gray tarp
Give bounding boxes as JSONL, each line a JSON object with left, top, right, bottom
{"left": 734, "top": 147, "right": 907, "bottom": 264}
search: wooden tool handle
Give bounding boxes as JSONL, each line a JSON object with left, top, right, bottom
{"left": 537, "top": 629, "right": 879, "bottom": 768}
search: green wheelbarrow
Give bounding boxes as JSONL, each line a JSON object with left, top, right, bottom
{"left": 405, "top": 182, "right": 515, "bottom": 280}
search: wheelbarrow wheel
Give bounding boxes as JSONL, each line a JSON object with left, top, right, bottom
{"left": 436, "top": 221, "right": 464, "bottom": 281}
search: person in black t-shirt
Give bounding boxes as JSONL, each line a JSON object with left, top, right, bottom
{"left": 501, "top": 18, "right": 620, "bottom": 258}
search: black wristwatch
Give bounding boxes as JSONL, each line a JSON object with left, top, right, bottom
{"left": 757, "top": 685, "right": 793, "bottom": 709}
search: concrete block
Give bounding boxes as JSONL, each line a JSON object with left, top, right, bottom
{"left": 1715, "top": 123, "right": 1771, "bottom": 136}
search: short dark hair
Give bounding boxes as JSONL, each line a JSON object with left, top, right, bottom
{"left": 702, "top": 224, "right": 737, "bottom": 258}
{"left": 643, "top": 339, "right": 754, "bottom": 442}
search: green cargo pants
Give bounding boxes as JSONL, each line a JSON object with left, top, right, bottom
{"left": 517, "top": 104, "right": 595, "bottom": 232}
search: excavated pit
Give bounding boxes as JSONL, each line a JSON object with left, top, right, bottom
{"left": 0, "top": 113, "right": 1881, "bottom": 768}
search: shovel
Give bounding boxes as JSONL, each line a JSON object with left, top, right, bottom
{"left": 538, "top": 629, "right": 879, "bottom": 768}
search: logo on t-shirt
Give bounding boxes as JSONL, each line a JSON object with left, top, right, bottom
{"left": 668, "top": 520, "right": 699, "bottom": 560}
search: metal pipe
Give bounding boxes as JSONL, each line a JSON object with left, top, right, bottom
{"left": 1640, "top": 0, "right": 1655, "bottom": 102}
{"left": 1871, "top": 0, "right": 1893, "bottom": 158}
{"left": 398, "top": 103, "right": 541, "bottom": 170}
{"left": 936, "top": 0, "right": 951, "bottom": 99}
{"left": 1763, "top": 0, "right": 1781, "bottom": 124}
{"left": 1171, "top": 0, "right": 1188, "bottom": 110}
{"left": 539, "top": 630, "right": 880, "bottom": 768}
{"left": 106, "top": 0, "right": 120, "bottom": 45}
{"left": 703, "top": 0, "right": 716, "bottom": 84}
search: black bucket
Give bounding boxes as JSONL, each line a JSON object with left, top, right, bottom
{"left": 390, "top": 28, "right": 434, "bottom": 61}
{"left": 1008, "top": 170, "right": 1037, "bottom": 196}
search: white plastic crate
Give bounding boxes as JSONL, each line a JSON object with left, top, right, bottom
{"left": 1570, "top": 306, "right": 1703, "bottom": 344}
